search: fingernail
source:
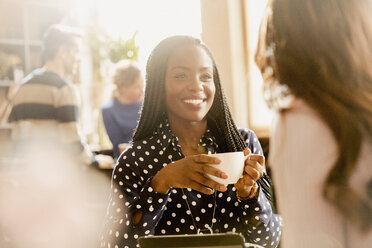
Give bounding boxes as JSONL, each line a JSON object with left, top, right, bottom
{"left": 221, "top": 172, "right": 228, "bottom": 179}
{"left": 219, "top": 185, "right": 227, "bottom": 191}
{"left": 215, "top": 158, "right": 221, "bottom": 163}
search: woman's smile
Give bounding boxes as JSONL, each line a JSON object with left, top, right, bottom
{"left": 165, "top": 45, "right": 215, "bottom": 123}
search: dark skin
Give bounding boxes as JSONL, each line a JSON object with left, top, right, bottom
{"left": 133, "top": 45, "right": 264, "bottom": 224}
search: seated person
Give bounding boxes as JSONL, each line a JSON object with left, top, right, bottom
{"left": 100, "top": 35, "right": 281, "bottom": 248}
{"left": 101, "top": 60, "right": 144, "bottom": 160}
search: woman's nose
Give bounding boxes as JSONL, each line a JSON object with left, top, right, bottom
{"left": 188, "top": 77, "right": 203, "bottom": 91}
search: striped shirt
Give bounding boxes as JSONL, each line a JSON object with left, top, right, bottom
{"left": 9, "top": 69, "right": 94, "bottom": 166}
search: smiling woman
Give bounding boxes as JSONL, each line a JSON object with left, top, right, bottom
{"left": 100, "top": 35, "right": 281, "bottom": 248}
{"left": 165, "top": 45, "right": 215, "bottom": 127}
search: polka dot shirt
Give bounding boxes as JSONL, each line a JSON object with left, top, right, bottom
{"left": 100, "top": 120, "right": 282, "bottom": 248}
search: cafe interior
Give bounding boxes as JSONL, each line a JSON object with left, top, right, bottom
{"left": 1, "top": 0, "right": 371, "bottom": 248}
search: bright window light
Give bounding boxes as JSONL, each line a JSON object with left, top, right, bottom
{"left": 97, "top": 0, "right": 202, "bottom": 69}
{"left": 247, "top": 0, "right": 273, "bottom": 132}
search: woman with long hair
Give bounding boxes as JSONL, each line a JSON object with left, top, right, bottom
{"left": 101, "top": 35, "right": 281, "bottom": 248}
{"left": 255, "top": 0, "right": 372, "bottom": 247}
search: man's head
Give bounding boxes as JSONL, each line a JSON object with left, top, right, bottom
{"left": 43, "top": 24, "right": 83, "bottom": 75}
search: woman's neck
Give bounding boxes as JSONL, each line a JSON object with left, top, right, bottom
{"left": 115, "top": 94, "right": 133, "bottom": 104}
{"left": 168, "top": 115, "right": 207, "bottom": 156}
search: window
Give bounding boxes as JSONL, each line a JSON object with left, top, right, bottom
{"left": 246, "top": 0, "right": 272, "bottom": 136}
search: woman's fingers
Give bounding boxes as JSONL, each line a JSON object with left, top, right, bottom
{"left": 191, "top": 172, "right": 227, "bottom": 192}
{"left": 186, "top": 156, "right": 228, "bottom": 192}
{"left": 242, "top": 175, "right": 255, "bottom": 187}
{"left": 244, "top": 165, "right": 261, "bottom": 181}
{"left": 180, "top": 153, "right": 263, "bottom": 194}
{"left": 235, "top": 175, "right": 255, "bottom": 190}
{"left": 198, "top": 164, "right": 228, "bottom": 179}
{"left": 188, "top": 180, "right": 216, "bottom": 195}
{"left": 245, "top": 155, "right": 265, "bottom": 178}
{"left": 243, "top": 147, "right": 251, "bottom": 156}
{"left": 189, "top": 155, "right": 227, "bottom": 180}
{"left": 191, "top": 154, "right": 221, "bottom": 164}
{"left": 166, "top": 156, "right": 226, "bottom": 193}
{"left": 249, "top": 154, "right": 265, "bottom": 167}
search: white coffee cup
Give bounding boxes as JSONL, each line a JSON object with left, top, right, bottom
{"left": 205, "top": 151, "right": 249, "bottom": 185}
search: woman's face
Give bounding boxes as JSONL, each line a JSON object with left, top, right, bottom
{"left": 117, "top": 76, "right": 144, "bottom": 103}
{"left": 165, "top": 45, "right": 216, "bottom": 123}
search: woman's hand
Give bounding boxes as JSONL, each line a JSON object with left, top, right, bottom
{"left": 234, "top": 148, "right": 265, "bottom": 199}
{"left": 96, "top": 154, "right": 115, "bottom": 169}
{"left": 151, "top": 154, "right": 228, "bottom": 195}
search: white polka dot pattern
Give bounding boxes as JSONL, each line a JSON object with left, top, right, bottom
{"left": 100, "top": 121, "right": 282, "bottom": 248}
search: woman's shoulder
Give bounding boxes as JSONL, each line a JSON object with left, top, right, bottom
{"left": 236, "top": 127, "right": 263, "bottom": 153}
{"left": 130, "top": 135, "right": 161, "bottom": 151}
{"left": 117, "top": 134, "right": 164, "bottom": 162}
{"left": 237, "top": 127, "right": 257, "bottom": 141}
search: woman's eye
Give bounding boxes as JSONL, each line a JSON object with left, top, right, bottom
{"left": 175, "top": 73, "right": 187, "bottom": 79}
{"left": 201, "top": 74, "right": 212, "bottom": 81}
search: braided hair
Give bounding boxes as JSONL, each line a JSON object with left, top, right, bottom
{"left": 133, "top": 35, "right": 246, "bottom": 152}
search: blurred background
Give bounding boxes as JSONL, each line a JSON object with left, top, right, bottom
{"left": 0, "top": 0, "right": 272, "bottom": 246}
{"left": 0, "top": 0, "right": 272, "bottom": 147}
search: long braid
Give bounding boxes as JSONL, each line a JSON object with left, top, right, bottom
{"left": 207, "top": 64, "right": 274, "bottom": 205}
{"left": 133, "top": 35, "right": 275, "bottom": 207}
{"left": 133, "top": 35, "right": 246, "bottom": 152}
{"left": 207, "top": 65, "right": 246, "bottom": 152}
{"left": 132, "top": 51, "right": 167, "bottom": 141}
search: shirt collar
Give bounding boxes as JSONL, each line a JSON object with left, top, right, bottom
{"left": 154, "top": 119, "right": 218, "bottom": 154}
{"left": 154, "top": 119, "right": 175, "bottom": 149}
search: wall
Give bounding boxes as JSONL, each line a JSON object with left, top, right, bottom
{"left": 200, "top": 0, "right": 249, "bottom": 128}
{"left": 200, "top": 0, "right": 272, "bottom": 137}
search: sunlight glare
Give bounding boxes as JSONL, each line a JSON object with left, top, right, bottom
{"left": 97, "top": 0, "right": 202, "bottom": 68}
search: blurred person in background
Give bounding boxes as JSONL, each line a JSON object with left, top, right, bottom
{"left": 101, "top": 60, "right": 144, "bottom": 160}
{"left": 2, "top": 24, "right": 114, "bottom": 247}
{"left": 8, "top": 24, "right": 114, "bottom": 169}
{"left": 255, "top": 0, "right": 372, "bottom": 247}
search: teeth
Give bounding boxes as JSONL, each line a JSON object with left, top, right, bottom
{"left": 183, "top": 99, "right": 203, "bottom": 104}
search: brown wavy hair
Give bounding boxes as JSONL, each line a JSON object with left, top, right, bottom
{"left": 256, "top": 0, "right": 372, "bottom": 231}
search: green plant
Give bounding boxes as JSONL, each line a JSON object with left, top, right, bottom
{"left": 84, "top": 28, "right": 139, "bottom": 148}
{"left": 0, "top": 50, "right": 21, "bottom": 80}
{"left": 86, "top": 28, "right": 139, "bottom": 66}
{"left": 108, "top": 31, "right": 139, "bottom": 63}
